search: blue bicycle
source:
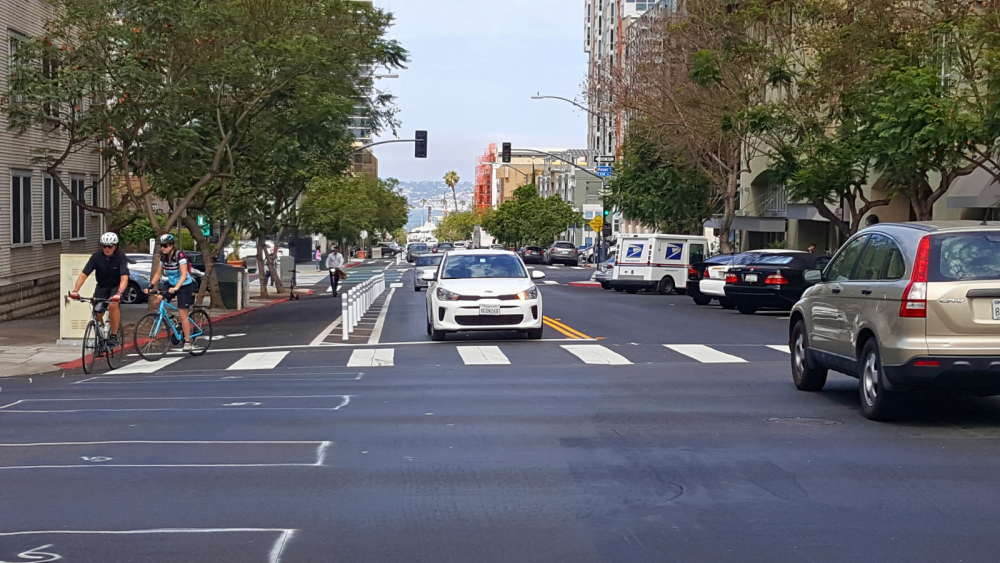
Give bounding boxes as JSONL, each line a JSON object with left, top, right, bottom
{"left": 132, "top": 290, "right": 213, "bottom": 361}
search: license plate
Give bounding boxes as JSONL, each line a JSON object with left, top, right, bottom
{"left": 745, "top": 274, "right": 758, "bottom": 283}
{"left": 993, "top": 299, "right": 1000, "bottom": 321}
{"left": 479, "top": 304, "right": 501, "bottom": 316}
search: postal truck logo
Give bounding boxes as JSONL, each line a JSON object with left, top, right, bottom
{"left": 626, "top": 244, "right": 644, "bottom": 259}
{"left": 665, "top": 243, "right": 683, "bottom": 261}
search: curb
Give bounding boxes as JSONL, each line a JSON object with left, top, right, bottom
{"left": 568, "top": 281, "right": 604, "bottom": 288}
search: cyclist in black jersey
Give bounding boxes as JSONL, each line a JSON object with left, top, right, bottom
{"left": 69, "top": 232, "right": 129, "bottom": 347}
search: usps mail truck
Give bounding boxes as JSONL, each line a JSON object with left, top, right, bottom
{"left": 610, "top": 234, "right": 708, "bottom": 294}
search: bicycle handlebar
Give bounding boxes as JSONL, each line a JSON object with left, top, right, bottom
{"left": 70, "top": 296, "right": 111, "bottom": 304}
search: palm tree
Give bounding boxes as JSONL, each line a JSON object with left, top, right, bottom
{"left": 441, "top": 197, "right": 449, "bottom": 215}
{"left": 419, "top": 198, "right": 428, "bottom": 224}
{"left": 444, "top": 171, "right": 460, "bottom": 212}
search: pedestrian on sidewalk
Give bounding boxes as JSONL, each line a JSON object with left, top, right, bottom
{"left": 326, "top": 245, "right": 345, "bottom": 297}
{"left": 314, "top": 245, "right": 322, "bottom": 270}
{"left": 68, "top": 232, "right": 129, "bottom": 348}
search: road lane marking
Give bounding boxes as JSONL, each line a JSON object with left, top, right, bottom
{"left": 227, "top": 352, "right": 289, "bottom": 371}
{"left": 767, "top": 344, "right": 790, "bottom": 353}
{"left": 368, "top": 287, "right": 396, "bottom": 345}
{"left": 457, "top": 346, "right": 510, "bottom": 365}
{"left": 0, "top": 395, "right": 351, "bottom": 413}
{"left": 664, "top": 345, "right": 748, "bottom": 363}
{"left": 310, "top": 316, "right": 342, "bottom": 346}
{"left": 571, "top": 266, "right": 584, "bottom": 270}
{"left": 114, "top": 358, "right": 183, "bottom": 374}
{"left": 347, "top": 348, "right": 394, "bottom": 367}
{"left": 543, "top": 316, "right": 592, "bottom": 339}
{"left": 561, "top": 345, "right": 632, "bottom": 365}
{"left": 543, "top": 281, "right": 559, "bottom": 285}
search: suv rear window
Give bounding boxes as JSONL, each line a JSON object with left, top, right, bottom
{"left": 931, "top": 233, "right": 1000, "bottom": 281}
{"left": 554, "top": 242, "right": 575, "bottom": 249}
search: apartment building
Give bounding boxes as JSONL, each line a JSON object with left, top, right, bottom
{"left": 535, "top": 151, "right": 605, "bottom": 247}
{"left": 2, "top": 1, "right": 106, "bottom": 321}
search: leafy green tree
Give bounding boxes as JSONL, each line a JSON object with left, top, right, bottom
{"left": 301, "top": 175, "right": 408, "bottom": 247}
{"left": 436, "top": 210, "right": 487, "bottom": 242}
{"left": 483, "top": 185, "right": 581, "bottom": 247}
{"left": 606, "top": 127, "right": 714, "bottom": 235}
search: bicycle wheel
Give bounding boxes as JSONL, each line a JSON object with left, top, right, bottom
{"left": 134, "top": 313, "right": 171, "bottom": 362}
{"left": 187, "top": 308, "right": 213, "bottom": 356}
{"left": 82, "top": 321, "right": 98, "bottom": 375}
{"left": 106, "top": 324, "right": 126, "bottom": 370}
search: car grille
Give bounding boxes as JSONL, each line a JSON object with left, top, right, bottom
{"left": 455, "top": 314, "right": 524, "bottom": 326}
{"left": 457, "top": 295, "right": 519, "bottom": 301}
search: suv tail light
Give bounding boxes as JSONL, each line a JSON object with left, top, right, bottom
{"left": 688, "top": 267, "right": 698, "bottom": 278}
{"left": 765, "top": 273, "right": 788, "bottom": 285}
{"left": 725, "top": 273, "right": 738, "bottom": 284}
{"left": 900, "top": 235, "right": 931, "bottom": 318}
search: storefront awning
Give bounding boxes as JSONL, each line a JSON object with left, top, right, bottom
{"left": 705, "top": 215, "right": 787, "bottom": 232}
{"left": 948, "top": 165, "right": 1000, "bottom": 209}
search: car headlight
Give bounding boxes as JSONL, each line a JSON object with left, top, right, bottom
{"left": 436, "top": 287, "right": 460, "bottom": 301}
{"left": 517, "top": 286, "right": 538, "bottom": 300}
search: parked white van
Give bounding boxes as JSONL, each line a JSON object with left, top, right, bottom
{"left": 610, "top": 234, "right": 708, "bottom": 294}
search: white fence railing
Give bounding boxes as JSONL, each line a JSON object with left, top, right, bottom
{"left": 342, "top": 272, "right": 386, "bottom": 340}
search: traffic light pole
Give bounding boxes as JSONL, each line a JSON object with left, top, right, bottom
{"left": 355, "top": 139, "right": 418, "bottom": 150}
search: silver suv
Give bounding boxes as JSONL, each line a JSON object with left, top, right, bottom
{"left": 789, "top": 221, "right": 1000, "bottom": 420}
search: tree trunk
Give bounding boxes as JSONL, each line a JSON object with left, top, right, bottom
{"left": 269, "top": 227, "right": 286, "bottom": 294}
{"left": 451, "top": 186, "right": 458, "bottom": 213}
{"left": 256, "top": 234, "right": 269, "bottom": 299}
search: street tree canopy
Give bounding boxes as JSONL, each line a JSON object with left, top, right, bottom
{"left": 300, "top": 175, "right": 409, "bottom": 245}
{"left": 483, "top": 185, "right": 582, "bottom": 248}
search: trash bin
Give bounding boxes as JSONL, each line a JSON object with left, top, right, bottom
{"left": 214, "top": 263, "right": 245, "bottom": 310}
{"left": 371, "top": 247, "right": 383, "bottom": 259}
{"left": 278, "top": 255, "right": 294, "bottom": 285}
{"left": 357, "top": 250, "right": 367, "bottom": 259}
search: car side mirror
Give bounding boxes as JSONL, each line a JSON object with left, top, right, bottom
{"left": 531, "top": 270, "right": 546, "bottom": 280}
{"left": 421, "top": 270, "right": 437, "bottom": 281}
{"left": 803, "top": 269, "right": 823, "bottom": 285}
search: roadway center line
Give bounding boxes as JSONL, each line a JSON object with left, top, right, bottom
{"left": 368, "top": 288, "right": 396, "bottom": 345}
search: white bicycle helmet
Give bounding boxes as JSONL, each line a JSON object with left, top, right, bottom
{"left": 100, "top": 232, "right": 119, "bottom": 246}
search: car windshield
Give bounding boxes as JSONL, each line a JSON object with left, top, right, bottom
{"left": 442, "top": 254, "right": 527, "bottom": 279}
{"left": 706, "top": 254, "right": 734, "bottom": 264}
{"left": 752, "top": 255, "right": 797, "bottom": 265}
{"left": 416, "top": 255, "right": 443, "bottom": 267}
{"left": 732, "top": 253, "right": 758, "bottom": 265}
{"left": 932, "top": 233, "right": 1000, "bottom": 281}
{"left": 411, "top": 244, "right": 428, "bottom": 252}
{"left": 554, "top": 242, "right": 575, "bottom": 249}
{"left": 438, "top": 243, "right": 454, "bottom": 248}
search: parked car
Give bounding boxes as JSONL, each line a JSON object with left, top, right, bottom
{"left": 609, "top": 234, "right": 707, "bottom": 294}
{"left": 377, "top": 242, "right": 400, "bottom": 257}
{"left": 724, "top": 251, "right": 830, "bottom": 315}
{"left": 687, "top": 254, "right": 736, "bottom": 306}
{"left": 126, "top": 253, "right": 154, "bottom": 265}
{"left": 593, "top": 252, "right": 617, "bottom": 289}
{"left": 422, "top": 249, "right": 547, "bottom": 341}
{"left": 519, "top": 246, "right": 546, "bottom": 264}
{"left": 545, "top": 241, "right": 580, "bottom": 265}
{"left": 407, "top": 243, "right": 430, "bottom": 262}
{"left": 434, "top": 241, "right": 455, "bottom": 253}
{"left": 790, "top": 221, "right": 1000, "bottom": 420}
{"left": 122, "top": 264, "right": 152, "bottom": 305}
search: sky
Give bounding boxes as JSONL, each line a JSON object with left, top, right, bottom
{"left": 370, "top": 0, "right": 589, "bottom": 183}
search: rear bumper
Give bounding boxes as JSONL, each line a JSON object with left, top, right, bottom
{"left": 724, "top": 286, "right": 801, "bottom": 309}
{"left": 884, "top": 356, "right": 1000, "bottom": 391}
{"left": 700, "top": 279, "right": 727, "bottom": 298}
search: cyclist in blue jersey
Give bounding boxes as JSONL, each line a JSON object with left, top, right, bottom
{"left": 145, "top": 234, "right": 198, "bottom": 351}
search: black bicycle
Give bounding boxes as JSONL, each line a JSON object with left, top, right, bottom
{"left": 71, "top": 296, "right": 125, "bottom": 374}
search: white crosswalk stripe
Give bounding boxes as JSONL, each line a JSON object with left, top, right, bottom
{"left": 457, "top": 346, "right": 510, "bottom": 365}
{"left": 347, "top": 348, "right": 395, "bottom": 367}
{"left": 767, "top": 345, "right": 790, "bottom": 353}
{"left": 664, "top": 345, "right": 747, "bottom": 363}
{"left": 227, "top": 351, "right": 289, "bottom": 370}
{"left": 543, "top": 281, "right": 559, "bottom": 285}
{"left": 571, "top": 266, "right": 584, "bottom": 270}
{"left": 115, "top": 357, "right": 183, "bottom": 374}
{"left": 561, "top": 345, "right": 632, "bottom": 365}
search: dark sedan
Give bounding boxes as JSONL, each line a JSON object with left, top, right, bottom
{"left": 519, "top": 246, "right": 545, "bottom": 264}
{"left": 434, "top": 242, "right": 455, "bottom": 253}
{"left": 724, "top": 252, "right": 831, "bottom": 314}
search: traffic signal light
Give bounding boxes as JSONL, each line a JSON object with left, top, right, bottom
{"left": 603, "top": 208, "right": 611, "bottom": 218}
{"left": 415, "top": 130, "right": 428, "bottom": 158}
{"left": 501, "top": 142, "right": 512, "bottom": 163}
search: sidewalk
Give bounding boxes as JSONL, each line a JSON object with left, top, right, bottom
{"left": 0, "top": 259, "right": 371, "bottom": 377}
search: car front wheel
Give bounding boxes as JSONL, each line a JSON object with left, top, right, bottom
{"left": 121, "top": 282, "right": 142, "bottom": 304}
{"left": 859, "top": 338, "right": 900, "bottom": 421}
{"left": 790, "top": 321, "right": 827, "bottom": 391}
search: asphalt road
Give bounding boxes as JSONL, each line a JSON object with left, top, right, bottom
{"left": 3, "top": 258, "right": 1000, "bottom": 562}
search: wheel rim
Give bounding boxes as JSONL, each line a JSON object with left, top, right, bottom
{"left": 793, "top": 333, "right": 806, "bottom": 376}
{"left": 82, "top": 323, "right": 97, "bottom": 374}
{"left": 862, "top": 351, "right": 879, "bottom": 407}
{"left": 135, "top": 315, "right": 170, "bottom": 360}
{"left": 123, "top": 285, "right": 139, "bottom": 304}
{"left": 188, "top": 310, "right": 212, "bottom": 355}
{"left": 107, "top": 325, "right": 124, "bottom": 369}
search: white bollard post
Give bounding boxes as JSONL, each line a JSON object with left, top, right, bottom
{"left": 342, "top": 292, "right": 349, "bottom": 340}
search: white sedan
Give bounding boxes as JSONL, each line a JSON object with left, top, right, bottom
{"left": 423, "top": 250, "right": 546, "bottom": 341}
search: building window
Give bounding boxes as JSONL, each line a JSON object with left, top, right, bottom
{"left": 11, "top": 172, "right": 33, "bottom": 245}
{"left": 70, "top": 177, "right": 86, "bottom": 239}
{"left": 43, "top": 176, "right": 61, "bottom": 241}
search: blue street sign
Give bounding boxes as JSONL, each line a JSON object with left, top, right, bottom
{"left": 596, "top": 166, "right": 613, "bottom": 178}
